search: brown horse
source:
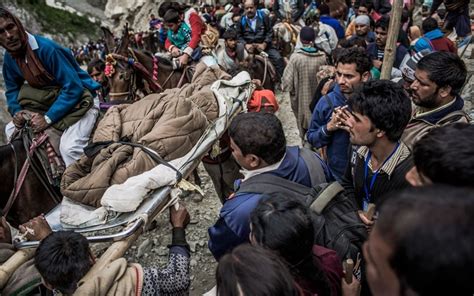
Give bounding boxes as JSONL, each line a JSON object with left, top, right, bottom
{"left": 242, "top": 53, "right": 276, "bottom": 91}
{"left": 101, "top": 26, "right": 191, "bottom": 103}
{"left": 0, "top": 130, "right": 61, "bottom": 228}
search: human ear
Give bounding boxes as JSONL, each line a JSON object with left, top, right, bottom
{"left": 248, "top": 154, "right": 261, "bottom": 168}
{"left": 438, "top": 85, "right": 452, "bottom": 99}
{"left": 405, "top": 166, "right": 423, "bottom": 186}
{"left": 362, "top": 71, "right": 371, "bottom": 82}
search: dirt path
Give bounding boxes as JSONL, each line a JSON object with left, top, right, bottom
{"left": 122, "top": 90, "right": 300, "bottom": 295}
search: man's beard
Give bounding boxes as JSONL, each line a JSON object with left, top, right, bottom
{"left": 410, "top": 90, "right": 440, "bottom": 109}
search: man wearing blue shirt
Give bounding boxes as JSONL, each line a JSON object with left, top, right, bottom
{"left": 0, "top": 8, "right": 100, "bottom": 166}
{"left": 307, "top": 48, "right": 371, "bottom": 181}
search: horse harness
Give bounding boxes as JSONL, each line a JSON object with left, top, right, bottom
{"left": 4, "top": 129, "right": 62, "bottom": 217}
{"left": 105, "top": 49, "right": 192, "bottom": 101}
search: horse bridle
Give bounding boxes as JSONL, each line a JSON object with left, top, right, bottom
{"left": 4, "top": 129, "right": 61, "bottom": 217}
{"left": 106, "top": 50, "right": 164, "bottom": 101}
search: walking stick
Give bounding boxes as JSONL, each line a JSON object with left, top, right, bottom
{"left": 380, "top": 0, "right": 403, "bottom": 80}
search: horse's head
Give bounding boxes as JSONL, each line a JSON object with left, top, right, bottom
{"left": 102, "top": 24, "right": 137, "bottom": 102}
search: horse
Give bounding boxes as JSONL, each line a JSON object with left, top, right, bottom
{"left": 241, "top": 53, "right": 277, "bottom": 91}
{"left": 273, "top": 21, "right": 301, "bottom": 58}
{"left": 101, "top": 25, "right": 192, "bottom": 103}
{"left": 0, "top": 128, "right": 62, "bottom": 228}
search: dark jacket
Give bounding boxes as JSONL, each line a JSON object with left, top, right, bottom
{"left": 371, "top": 0, "right": 392, "bottom": 14}
{"left": 237, "top": 10, "right": 273, "bottom": 46}
{"left": 207, "top": 146, "right": 329, "bottom": 260}
{"left": 366, "top": 42, "right": 408, "bottom": 69}
{"left": 341, "top": 144, "right": 413, "bottom": 209}
{"left": 307, "top": 84, "right": 350, "bottom": 182}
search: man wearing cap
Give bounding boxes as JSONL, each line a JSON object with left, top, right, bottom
{"left": 348, "top": 15, "right": 375, "bottom": 45}
{"left": 402, "top": 52, "right": 470, "bottom": 149}
{"left": 282, "top": 27, "right": 327, "bottom": 144}
{"left": 394, "top": 49, "right": 431, "bottom": 90}
{"left": 0, "top": 8, "right": 99, "bottom": 167}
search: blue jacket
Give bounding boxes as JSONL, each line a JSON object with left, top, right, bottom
{"left": 307, "top": 84, "right": 350, "bottom": 182}
{"left": 208, "top": 146, "right": 329, "bottom": 260}
{"left": 366, "top": 42, "right": 408, "bottom": 69}
{"left": 320, "top": 15, "right": 345, "bottom": 39}
{"left": 3, "top": 34, "right": 100, "bottom": 123}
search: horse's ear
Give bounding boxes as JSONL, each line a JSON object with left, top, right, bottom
{"left": 101, "top": 27, "right": 115, "bottom": 55}
{"left": 116, "top": 23, "right": 130, "bottom": 55}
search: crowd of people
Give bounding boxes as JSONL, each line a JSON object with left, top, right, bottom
{"left": 0, "top": 0, "right": 473, "bottom": 295}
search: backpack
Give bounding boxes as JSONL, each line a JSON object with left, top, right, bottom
{"left": 238, "top": 167, "right": 367, "bottom": 261}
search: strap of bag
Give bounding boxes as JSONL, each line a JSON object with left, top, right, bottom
{"left": 310, "top": 182, "right": 344, "bottom": 214}
{"left": 237, "top": 173, "right": 311, "bottom": 197}
{"left": 299, "top": 148, "right": 327, "bottom": 186}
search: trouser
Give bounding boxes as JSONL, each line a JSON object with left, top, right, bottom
{"left": 445, "top": 4, "right": 470, "bottom": 38}
{"left": 265, "top": 47, "right": 285, "bottom": 78}
{"left": 202, "top": 155, "right": 242, "bottom": 204}
{"left": 5, "top": 107, "right": 99, "bottom": 167}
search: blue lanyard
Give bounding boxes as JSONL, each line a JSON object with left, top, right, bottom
{"left": 363, "top": 143, "right": 400, "bottom": 204}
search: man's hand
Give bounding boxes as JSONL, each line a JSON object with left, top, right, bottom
{"left": 19, "top": 215, "right": 52, "bottom": 241}
{"left": 178, "top": 53, "right": 190, "bottom": 66}
{"left": 326, "top": 106, "right": 349, "bottom": 132}
{"left": 170, "top": 46, "right": 181, "bottom": 57}
{"left": 337, "top": 107, "right": 357, "bottom": 132}
{"left": 256, "top": 42, "right": 267, "bottom": 52}
{"left": 245, "top": 43, "right": 255, "bottom": 53}
{"left": 0, "top": 217, "right": 12, "bottom": 244}
{"left": 373, "top": 59, "right": 382, "bottom": 70}
{"left": 342, "top": 275, "right": 361, "bottom": 296}
{"left": 358, "top": 210, "right": 375, "bottom": 233}
{"left": 170, "top": 203, "right": 190, "bottom": 229}
{"left": 30, "top": 113, "right": 49, "bottom": 133}
{"left": 12, "top": 110, "right": 30, "bottom": 128}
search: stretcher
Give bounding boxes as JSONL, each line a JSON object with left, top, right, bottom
{"left": 0, "top": 71, "right": 253, "bottom": 288}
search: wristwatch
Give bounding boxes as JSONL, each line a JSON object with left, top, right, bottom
{"left": 44, "top": 115, "right": 52, "bottom": 125}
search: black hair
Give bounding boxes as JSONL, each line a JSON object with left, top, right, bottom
{"left": 348, "top": 80, "right": 412, "bottom": 142}
{"left": 318, "top": 3, "right": 330, "bottom": 15}
{"left": 35, "top": 231, "right": 92, "bottom": 294}
{"left": 163, "top": 9, "right": 180, "bottom": 23}
{"left": 421, "top": 17, "right": 438, "bottom": 33}
{"left": 376, "top": 185, "right": 474, "bottom": 296}
{"left": 0, "top": 7, "right": 9, "bottom": 18}
{"left": 158, "top": 1, "right": 188, "bottom": 18}
{"left": 250, "top": 194, "right": 331, "bottom": 296}
{"left": 356, "top": 0, "right": 373, "bottom": 11}
{"left": 374, "top": 15, "right": 390, "bottom": 31}
{"left": 416, "top": 51, "right": 467, "bottom": 95}
{"left": 222, "top": 28, "right": 238, "bottom": 40}
{"left": 413, "top": 123, "right": 474, "bottom": 187}
{"left": 348, "top": 36, "right": 368, "bottom": 49}
{"left": 228, "top": 112, "right": 286, "bottom": 165}
{"left": 216, "top": 244, "right": 299, "bottom": 296}
{"left": 87, "top": 58, "right": 105, "bottom": 74}
{"left": 337, "top": 47, "right": 372, "bottom": 75}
